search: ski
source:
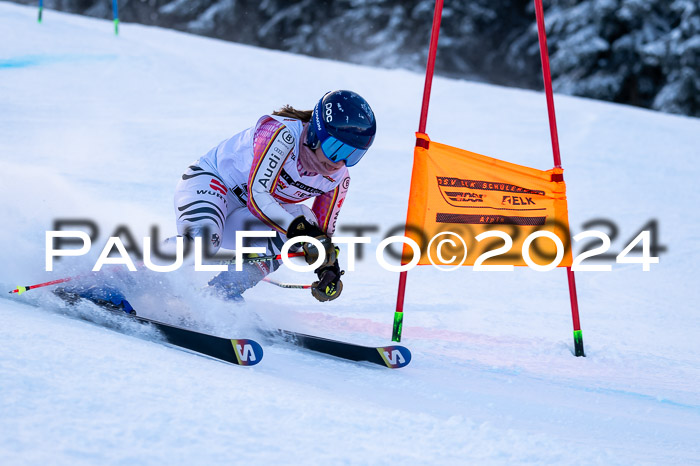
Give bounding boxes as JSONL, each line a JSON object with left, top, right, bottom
{"left": 50, "top": 289, "right": 263, "bottom": 366}
{"left": 131, "top": 315, "right": 263, "bottom": 366}
{"left": 43, "top": 290, "right": 407, "bottom": 368}
{"left": 277, "top": 329, "right": 411, "bottom": 369}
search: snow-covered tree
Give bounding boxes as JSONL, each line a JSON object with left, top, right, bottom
{"left": 509, "top": 0, "right": 699, "bottom": 115}
{"left": 13, "top": 0, "right": 698, "bottom": 116}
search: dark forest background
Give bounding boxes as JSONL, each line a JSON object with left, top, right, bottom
{"left": 12, "top": 0, "right": 699, "bottom": 117}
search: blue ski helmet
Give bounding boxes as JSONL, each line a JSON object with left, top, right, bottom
{"left": 305, "top": 90, "right": 376, "bottom": 167}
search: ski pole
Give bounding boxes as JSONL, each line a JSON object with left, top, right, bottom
{"left": 8, "top": 268, "right": 108, "bottom": 295}
{"left": 9, "top": 274, "right": 89, "bottom": 295}
{"left": 9, "top": 252, "right": 307, "bottom": 295}
{"left": 262, "top": 277, "right": 311, "bottom": 289}
{"left": 216, "top": 251, "right": 305, "bottom": 265}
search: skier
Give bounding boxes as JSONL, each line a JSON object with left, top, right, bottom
{"left": 56, "top": 90, "right": 376, "bottom": 311}
{"left": 173, "top": 89, "right": 377, "bottom": 302}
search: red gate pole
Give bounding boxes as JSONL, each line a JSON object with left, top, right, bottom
{"left": 533, "top": 0, "right": 585, "bottom": 356}
{"left": 392, "top": 0, "right": 444, "bottom": 343}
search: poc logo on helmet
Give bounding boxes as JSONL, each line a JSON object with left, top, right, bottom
{"left": 325, "top": 102, "right": 333, "bottom": 122}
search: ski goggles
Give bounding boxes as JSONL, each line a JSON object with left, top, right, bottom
{"left": 306, "top": 112, "right": 369, "bottom": 167}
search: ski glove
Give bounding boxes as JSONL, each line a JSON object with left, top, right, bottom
{"left": 311, "top": 259, "right": 344, "bottom": 302}
{"left": 286, "top": 216, "right": 337, "bottom": 269}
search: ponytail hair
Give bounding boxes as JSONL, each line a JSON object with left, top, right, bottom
{"left": 272, "top": 105, "right": 313, "bottom": 122}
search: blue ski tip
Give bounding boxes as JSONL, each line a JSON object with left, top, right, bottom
{"left": 377, "top": 345, "right": 412, "bottom": 368}
{"left": 230, "top": 339, "right": 264, "bottom": 366}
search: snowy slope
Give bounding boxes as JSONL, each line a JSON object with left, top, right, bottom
{"left": 1, "top": 3, "right": 699, "bottom": 464}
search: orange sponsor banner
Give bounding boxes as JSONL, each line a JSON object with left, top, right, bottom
{"left": 404, "top": 133, "right": 573, "bottom": 267}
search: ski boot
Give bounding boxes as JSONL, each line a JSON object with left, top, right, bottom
{"left": 207, "top": 255, "right": 276, "bottom": 302}
{"left": 54, "top": 284, "right": 136, "bottom": 315}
